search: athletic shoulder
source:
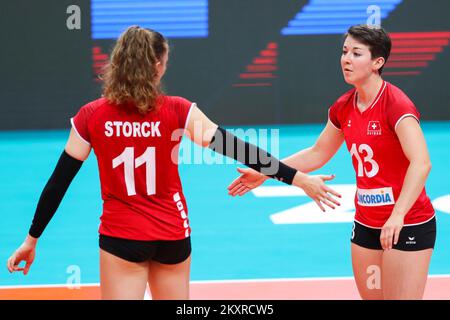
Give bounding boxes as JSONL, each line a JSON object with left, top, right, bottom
{"left": 385, "top": 82, "right": 415, "bottom": 108}
{"left": 79, "top": 97, "right": 109, "bottom": 114}
{"left": 164, "top": 95, "right": 194, "bottom": 109}
{"left": 71, "top": 97, "right": 109, "bottom": 144}
{"left": 384, "top": 82, "right": 420, "bottom": 130}
{"left": 335, "top": 87, "right": 356, "bottom": 107}
{"left": 328, "top": 87, "right": 356, "bottom": 129}
{"left": 162, "top": 95, "right": 195, "bottom": 129}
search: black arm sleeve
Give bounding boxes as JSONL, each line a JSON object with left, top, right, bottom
{"left": 208, "top": 126, "right": 297, "bottom": 185}
{"left": 28, "top": 150, "right": 83, "bottom": 238}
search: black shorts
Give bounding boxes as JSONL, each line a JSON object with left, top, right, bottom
{"left": 99, "top": 234, "right": 191, "bottom": 264}
{"left": 351, "top": 217, "right": 436, "bottom": 251}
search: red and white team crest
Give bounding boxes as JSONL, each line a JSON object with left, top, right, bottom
{"left": 367, "top": 121, "right": 381, "bottom": 136}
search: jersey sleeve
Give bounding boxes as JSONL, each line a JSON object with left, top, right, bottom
{"left": 70, "top": 102, "right": 96, "bottom": 145}
{"left": 172, "top": 96, "right": 195, "bottom": 130}
{"left": 387, "top": 97, "right": 420, "bottom": 131}
{"left": 328, "top": 102, "right": 342, "bottom": 130}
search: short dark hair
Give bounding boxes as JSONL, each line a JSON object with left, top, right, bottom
{"left": 344, "top": 24, "right": 392, "bottom": 74}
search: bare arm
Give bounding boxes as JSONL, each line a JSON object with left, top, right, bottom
{"left": 185, "top": 105, "right": 218, "bottom": 147}
{"left": 7, "top": 129, "right": 91, "bottom": 275}
{"left": 65, "top": 128, "right": 92, "bottom": 161}
{"left": 380, "top": 117, "right": 432, "bottom": 250}
{"left": 230, "top": 120, "right": 345, "bottom": 189}
{"left": 391, "top": 117, "right": 432, "bottom": 217}
{"left": 227, "top": 120, "right": 344, "bottom": 209}
{"left": 282, "top": 120, "right": 345, "bottom": 173}
{"left": 186, "top": 106, "right": 345, "bottom": 169}
{"left": 185, "top": 105, "right": 341, "bottom": 208}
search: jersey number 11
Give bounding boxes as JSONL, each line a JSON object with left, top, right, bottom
{"left": 112, "top": 147, "right": 156, "bottom": 196}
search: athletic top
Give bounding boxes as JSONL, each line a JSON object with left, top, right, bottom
{"left": 329, "top": 81, "right": 434, "bottom": 228}
{"left": 71, "top": 96, "right": 193, "bottom": 240}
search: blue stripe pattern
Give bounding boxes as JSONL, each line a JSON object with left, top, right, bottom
{"left": 92, "top": 0, "right": 209, "bottom": 39}
{"left": 281, "top": 0, "right": 402, "bottom": 35}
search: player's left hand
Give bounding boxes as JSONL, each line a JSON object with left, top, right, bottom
{"left": 380, "top": 213, "right": 404, "bottom": 250}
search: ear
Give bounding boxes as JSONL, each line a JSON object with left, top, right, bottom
{"left": 373, "top": 56, "right": 385, "bottom": 72}
{"left": 155, "top": 60, "right": 162, "bottom": 75}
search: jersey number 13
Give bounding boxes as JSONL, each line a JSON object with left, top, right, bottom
{"left": 350, "top": 143, "right": 379, "bottom": 178}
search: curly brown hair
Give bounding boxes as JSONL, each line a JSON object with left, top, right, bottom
{"left": 102, "top": 26, "right": 168, "bottom": 114}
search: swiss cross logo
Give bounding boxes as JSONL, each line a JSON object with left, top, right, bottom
{"left": 367, "top": 121, "right": 382, "bottom": 135}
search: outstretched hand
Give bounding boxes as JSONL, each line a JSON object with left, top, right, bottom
{"left": 228, "top": 168, "right": 342, "bottom": 211}
{"left": 227, "top": 168, "right": 267, "bottom": 196}
{"left": 292, "top": 173, "right": 341, "bottom": 211}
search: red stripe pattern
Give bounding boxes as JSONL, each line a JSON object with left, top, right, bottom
{"left": 384, "top": 31, "right": 450, "bottom": 77}
{"left": 233, "top": 42, "right": 278, "bottom": 87}
{"left": 92, "top": 46, "right": 109, "bottom": 82}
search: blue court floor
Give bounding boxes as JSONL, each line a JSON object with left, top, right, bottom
{"left": 1, "top": 121, "right": 449, "bottom": 286}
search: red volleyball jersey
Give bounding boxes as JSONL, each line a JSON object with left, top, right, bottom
{"left": 71, "top": 96, "right": 194, "bottom": 240}
{"left": 329, "top": 81, "right": 434, "bottom": 228}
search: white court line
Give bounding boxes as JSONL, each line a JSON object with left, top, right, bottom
{"left": 0, "top": 283, "right": 99, "bottom": 289}
{"left": 1, "top": 274, "right": 450, "bottom": 289}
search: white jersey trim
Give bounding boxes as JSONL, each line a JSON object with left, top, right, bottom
{"left": 355, "top": 214, "right": 435, "bottom": 229}
{"left": 369, "top": 80, "right": 387, "bottom": 110}
{"left": 403, "top": 214, "right": 436, "bottom": 227}
{"left": 354, "top": 219, "right": 382, "bottom": 229}
{"left": 70, "top": 117, "right": 91, "bottom": 146}
{"left": 394, "top": 113, "right": 420, "bottom": 132}
{"left": 353, "top": 81, "right": 387, "bottom": 111}
{"left": 327, "top": 109, "right": 341, "bottom": 131}
{"left": 183, "top": 102, "right": 196, "bottom": 132}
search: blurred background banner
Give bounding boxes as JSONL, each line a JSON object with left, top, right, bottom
{"left": 1, "top": 0, "right": 449, "bottom": 130}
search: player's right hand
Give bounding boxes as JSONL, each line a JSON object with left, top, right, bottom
{"left": 228, "top": 167, "right": 268, "bottom": 196}
{"left": 7, "top": 237, "right": 37, "bottom": 275}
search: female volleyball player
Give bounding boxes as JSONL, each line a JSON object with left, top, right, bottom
{"left": 228, "top": 25, "right": 436, "bottom": 300}
{"left": 6, "top": 26, "right": 341, "bottom": 300}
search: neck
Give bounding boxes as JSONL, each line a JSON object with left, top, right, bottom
{"left": 355, "top": 75, "right": 384, "bottom": 112}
